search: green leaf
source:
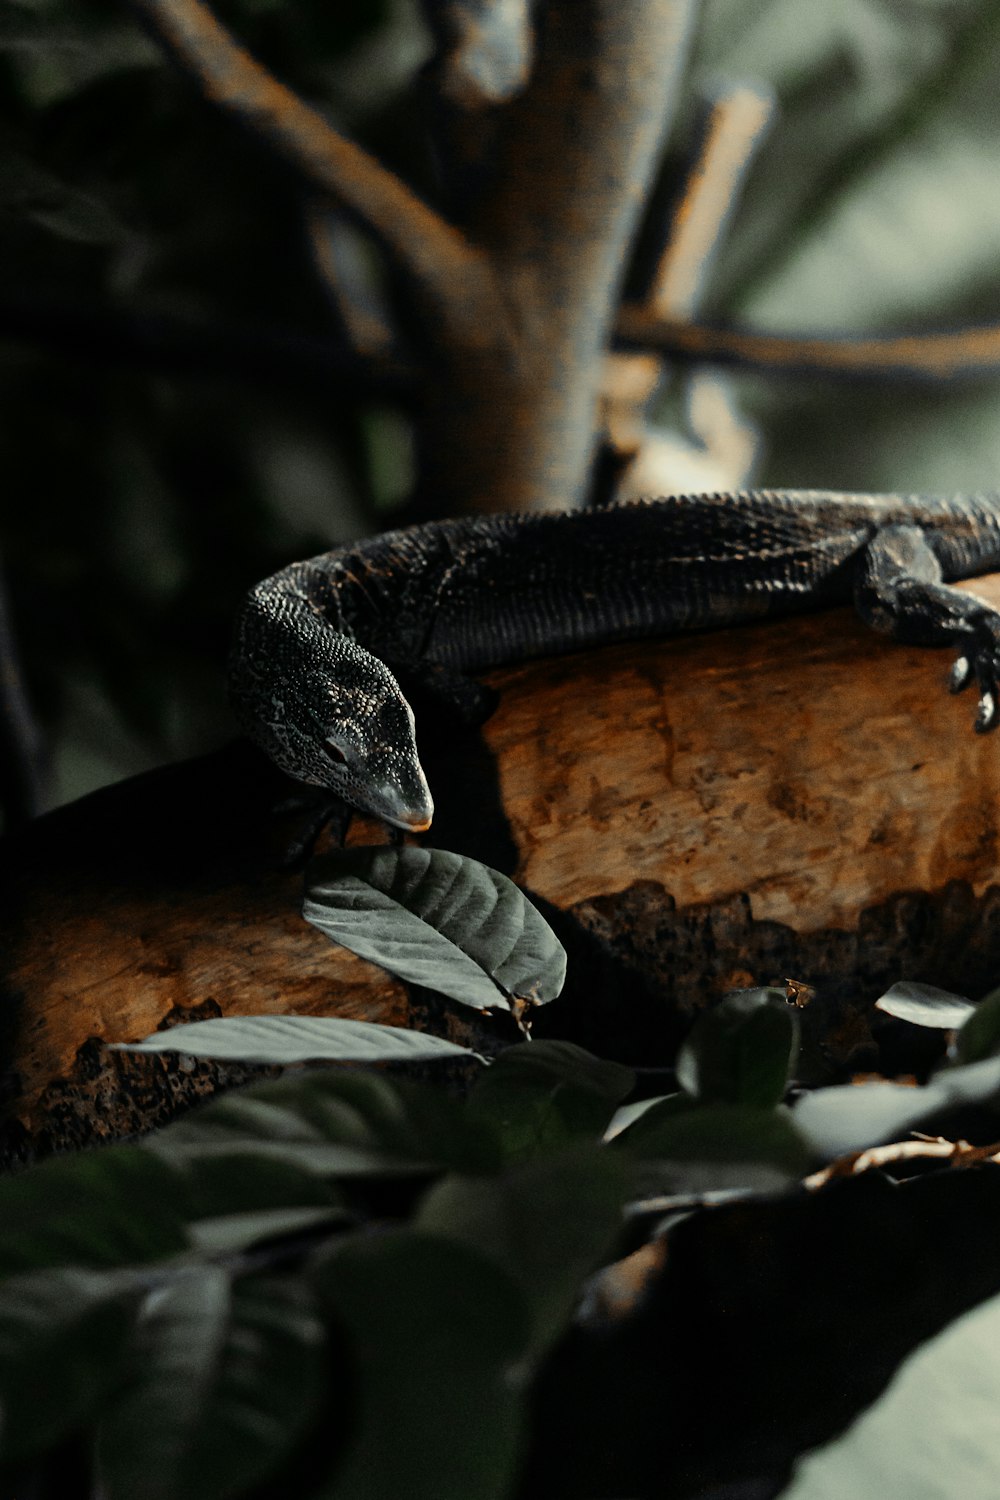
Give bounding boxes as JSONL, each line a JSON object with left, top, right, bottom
{"left": 312, "top": 1231, "right": 529, "bottom": 1500}
{"left": 956, "top": 986, "right": 1000, "bottom": 1063}
{"left": 97, "top": 1271, "right": 327, "bottom": 1500}
{"left": 0, "top": 1267, "right": 138, "bottom": 1462}
{"left": 418, "top": 1145, "right": 629, "bottom": 1361}
{"left": 148, "top": 1070, "right": 501, "bottom": 1179}
{"left": 875, "top": 981, "right": 975, "bottom": 1030}
{"left": 304, "top": 847, "right": 566, "bottom": 1012}
{"left": 467, "top": 1041, "right": 636, "bottom": 1161}
{"left": 115, "top": 1014, "right": 478, "bottom": 1065}
{"left": 675, "top": 989, "right": 798, "bottom": 1107}
{"left": 604, "top": 1095, "right": 672, "bottom": 1141}
{"left": 0, "top": 1147, "right": 189, "bottom": 1278}
{"left": 186, "top": 1205, "right": 351, "bottom": 1256}
{"left": 793, "top": 1054, "right": 1000, "bottom": 1159}
{"left": 172, "top": 1152, "right": 344, "bottom": 1222}
{"left": 778, "top": 1288, "right": 1000, "bottom": 1500}
{"left": 614, "top": 1097, "right": 813, "bottom": 1192}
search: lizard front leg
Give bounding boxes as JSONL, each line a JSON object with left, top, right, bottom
{"left": 854, "top": 524, "right": 1000, "bottom": 731}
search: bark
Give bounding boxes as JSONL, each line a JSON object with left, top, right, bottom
{"left": 5, "top": 581, "right": 1000, "bottom": 1158}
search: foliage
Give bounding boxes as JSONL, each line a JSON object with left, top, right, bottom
{"left": 8, "top": 847, "right": 1000, "bottom": 1494}
{"left": 6, "top": 0, "right": 1000, "bottom": 1494}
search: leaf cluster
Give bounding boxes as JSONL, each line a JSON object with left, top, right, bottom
{"left": 12, "top": 847, "right": 1000, "bottom": 1494}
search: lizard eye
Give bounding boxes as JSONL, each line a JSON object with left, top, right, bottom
{"left": 324, "top": 738, "right": 349, "bottom": 766}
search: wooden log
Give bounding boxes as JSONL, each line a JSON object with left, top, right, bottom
{"left": 3, "top": 577, "right": 1000, "bottom": 1158}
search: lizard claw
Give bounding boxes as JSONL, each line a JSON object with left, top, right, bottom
{"left": 976, "top": 690, "right": 999, "bottom": 733}
{"left": 950, "top": 612, "right": 1000, "bottom": 731}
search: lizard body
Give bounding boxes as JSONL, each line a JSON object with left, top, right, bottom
{"left": 229, "top": 490, "right": 1000, "bottom": 830}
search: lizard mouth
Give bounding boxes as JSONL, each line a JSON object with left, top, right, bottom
{"left": 369, "top": 779, "right": 434, "bottom": 834}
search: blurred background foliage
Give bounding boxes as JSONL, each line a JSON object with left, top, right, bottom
{"left": 1, "top": 0, "right": 1000, "bottom": 817}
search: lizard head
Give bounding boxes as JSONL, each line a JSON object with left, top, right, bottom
{"left": 230, "top": 589, "right": 434, "bottom": 832}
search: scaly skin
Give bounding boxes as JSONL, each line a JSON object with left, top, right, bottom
{"left": 229, "top": 490, "right": 1000, "bottom": 830}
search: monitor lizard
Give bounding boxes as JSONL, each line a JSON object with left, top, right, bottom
{"left": 229, "top": 490, "right": 1000, "bottom": 832}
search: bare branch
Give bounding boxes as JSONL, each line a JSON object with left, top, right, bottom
{"left": 129, "top": 0, "right": 490, "bottom": 327}
{"left": 305, "top": 209, "right": 396, "bottom": 362}
{"left": 804, "top": 1134, "right": 1000, "bottom": 1191}
{"left": 607, "top": 81, "right": 773, "bottom": 501}
{"left": 647, "top": 82, "right": 775, "bottom": 320}
{"left": 419, "top": 0, "right": 535, "bottom": 110}
{"left": 616, "top": 306, "right": 1000, "bottom": 382}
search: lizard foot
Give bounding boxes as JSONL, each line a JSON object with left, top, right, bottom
{"left": 948, "top": 612, "right": 1000, "bottom": 732}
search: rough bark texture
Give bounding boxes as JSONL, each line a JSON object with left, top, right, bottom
{"left": 3, "top": 577, "right": 1000, "bottom": 1159}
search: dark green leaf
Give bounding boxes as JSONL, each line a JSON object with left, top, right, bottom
{"left": 312, "top": 1231, "right": 529, "bottom": 1500}
{"left": 173, "top": 1152, "right": 343, "bottom": 1222}
{"left": 0, "top": 1147, "right": 189, "bottom": 1278}
{"left": 793, "top": 1054, "right": 1000, "bottom": 1159}
{"left": 187, "top": 1205, "right": 351, "bottom": 1256}
{"left": 604, "top": 1095, "right": 671, "bottom": 1140}
{"left": 0, "top": 1268, "right": 138, "bottom": 1462}
{"left": 467, "top": 1041, "right": 636, "bottom": 1161}
{"left": 779, "top": 1287, "right": 1000, "bottom": 1499}
{"left": 418, "top": 1145, "right": 629, "bottom": 1361}
{"left": 304, "top": 847, "right": 566, "bottom": 1011}
{"left": 97, "top": 1271, "right": 327, "bottom": 1500}
{"left": 956, "top": 986, "right": 1000, "bottom": 1063}
{"left": 875, "top": 981, "right": 975, "bottom": 1030}
{"left": 615, "top": 1097, "right": 813, "bottom": 1191}
{"left": 115, "top": 1014, "right": 477, "bottom": 1065}
{"left": 792, "top": 1080, "right": 942, "bottom": 1160}
{"left": 675, "top": 989, "right": 798, "bottom": 1107}
{"left": 148, "top": 1070, "right": 501, "bottom": 1179}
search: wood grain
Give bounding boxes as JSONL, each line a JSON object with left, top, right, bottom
{"left": 479, "top": 577, "right": 1000, "bottom": 928}
{"left": 4, "top": 582, "right": 1000, "bottom": 1155}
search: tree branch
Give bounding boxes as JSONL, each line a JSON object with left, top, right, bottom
{"left": 617, "top": 306, "right": 1000, "bottom": 382}
{"left": 129, "top": 0, "right": 491, "bottom": 330}
{"left": 804, "top": 1134, "right": 1000, "bottom": 1191}
{"left": 644, "top": 83, "right": 775, "bottom": 321}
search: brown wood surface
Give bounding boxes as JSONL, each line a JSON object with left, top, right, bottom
{"left": 4, "top": 580, "right": 1000, "bottom": 1158}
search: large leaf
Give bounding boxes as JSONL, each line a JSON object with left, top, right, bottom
{"left": 304, "top": 847, "right": 566, "bottom": 1012}
{"left": 148, "top": 1069, "right": 501, "bottom": 1178}
{"left": 793, "top": 1054, "right": 1000, "bottom": 1159}
{"left": 172, "top": 1151, "right": 344, "bottom": 1222}
{"left": 955, "top": 985, "right": 1000, "bottom": 1064}
{"left": 778, "top": 1288, "right": 1000, "bottom": 1500}
{"left": 614, "top": 1095, "right": 813, "bottom": 1192}
{"left": 312, "top": 1231, "right": 529, "bottom": 1500}
{"left": 0, "top": 1146, "right": 190, "bottom": 1278}
{"left": 875, "top": 981, "right": 975, "bottom": 1030}
{"left": 186, "top": 1205, "right": 351, "bottom": 1257}
{"left": 418, "top": 1145, "right": 629, "bottom": 1361}
{"left": 0, "top": 1267, "right": 138, "bottom": 1462}
{"left": 115, "top": 1014, "right": 478, "bottom": 1065}
{"left": 675, "top": 989, "right": 798, "bottom": 1107}
{"left": 467, "top": 1041, "right": 636, "bottom": 1161}
{"left": 97, "top": 1270, "right": 327, "bottom": 1500}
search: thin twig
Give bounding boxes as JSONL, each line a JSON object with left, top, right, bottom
{"left": 804, "top": 1135, "right": 1000, "bottom": 1191}
{"left": 617, "top": 306, "right": 1000, "bottom": 382}
{"left": 304, "top": 209, "right": 396, "bottom": 362}
{"left": 647, "top": 82, "right": 775, "bottom": 321}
